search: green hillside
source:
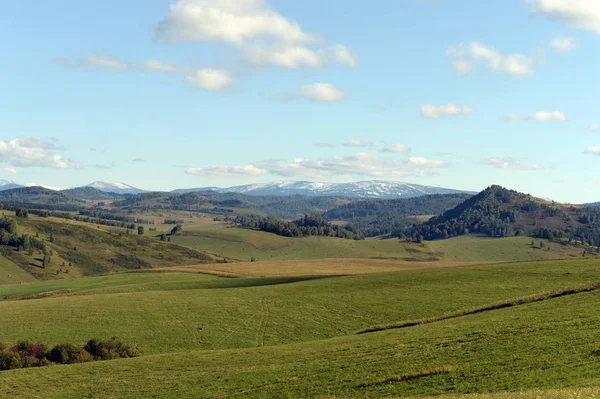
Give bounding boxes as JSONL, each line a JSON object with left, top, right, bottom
{"left": 0, "top": 254, "right": 35, "bottom": 285}
{"left": 1, "top": 258, "right": 600, "bottom": 397}
{"left": 170, "top": 223, "right": 590, "bottom": 262}
{"left": 0, "top": 214, "right": 215, "bottom": 280}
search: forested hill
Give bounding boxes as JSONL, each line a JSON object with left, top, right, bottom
{"left": 322, "top": 194, "right": 471, "bottom": 237}
{"left": 405, "top": 185, "right": 600, "bottom": 246}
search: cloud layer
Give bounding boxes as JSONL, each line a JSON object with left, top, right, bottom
{"left": 482, "top": 157, "right": 545, "bottom": 170}
{"left": 186, "top": 152, "right": 449, "bottom": 180}
{"left": 447, "top": 41, "right": 541, "bottom": 78}
{"left": 0, "top": 138, "right": 80, "bottom": 169}
{"left": 156, "top": 0, "right": 357, "bottom": 70}
{"left": 528, "top": 0, "right": 600, "bottom": 35}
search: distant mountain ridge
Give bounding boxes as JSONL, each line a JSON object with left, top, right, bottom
{"left": 0, "top": 180, "right": 25, "bottom": 191}
{"left": 175, "top": 181, "right": 474, "bottom": 199}
{"left": 85, "top": 181, "right": 146, "bottom": 195}
{"left": 2, "top": 179, "right": 474, "bottom": 199}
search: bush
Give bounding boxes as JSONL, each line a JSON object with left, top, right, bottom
{"left": 0, "top": 351, "right": 22, "bottom": 371}
{"left": 48, "top": 343, "right": 82, "bottom": 364}
{"left": 84, "top": 337, "right": 139, "bottom": 360}
{"left": 0, "top": 338, "right": 139, "bottom": 372}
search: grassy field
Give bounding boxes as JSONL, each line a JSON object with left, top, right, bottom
{"left": 2, "top": 277, "right": 600, "bottom": 398}
{"left": 169, "top": 223, "right": 589, "bottom": 263}
{"left": 0, "top": 254, "right": 35, "bottom": 285}
{"left": 0, "top": 258, "right": 598, "bottom": 356}
{"left": 1, "top": 215, "right": 216, "bottom": 280}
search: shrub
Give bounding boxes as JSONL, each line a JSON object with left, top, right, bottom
{"left": 84, "top": 337, "right": 139, "bottom": 360}
{"left": 47, "top": 343, "right": 81, "bottom": 364}
{"left": 0, "top": 351, "right": 22, "bottom": 371}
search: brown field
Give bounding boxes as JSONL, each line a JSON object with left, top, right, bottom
{"left": 158, "top": 258, "right": 496, "bottom": 277}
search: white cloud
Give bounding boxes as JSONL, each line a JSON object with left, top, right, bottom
{"left": 185, "top": 69, "right": 234, "bottom": 91}
{"left": 452, "top": 59, "right": 475, "bottom": 75}
{"left": 245, "top": 45, "right": 322, "bottom": 68}
{"left": 132, "top": 158, "right": 147, "bottom": 163}
{"left": 527, "top": 0, "right": 600, "bottom": 35}
{"left": 482, "top": 157, "right": 545, "bottom": 170}
{"left": 83, "top": 55, "right": 130, "bottom": 70}
{"left": 0, "top": 168, "right": 17, "bottom": 175}
{"left": 420, "top": 104, "right": 474, "bottom": 119}
{"left": 156, "top": 0, "right": 357, "bottom": 70}
{"left": 300, "top": 83, "right": 346, "bottom": 102}
{"left": 380, "top": 144, "right": 411, "bottom": 154}
{"left": 407, "top": 157, "right": 448, "bottom": 168}
{"left": 585, "top": 124, "right": 600, "bottom": 132}
{"left": 447, "top": 42, "right": 539, "bottom": 78}
{"left": 244, "top": 44, "right": 358, "bottom": 69}
{"left": 185, "top": 164, "right": 268, "bottom": 177}
{"left": 550, "top": 36, "right": 576, "bottom": 52}
{"left": 344, "top": 140, "right": 373, "bottom": 148}
{"left": 188, "top": 153, "right": 449, "bottom": 180}
{"left": 157, "top": 0, "right": 318, "bottom": 45}
{"left": 142, "top": 59, "right": 179, "bottom": 72}
{"left": 585, "top": 146, "right": 600, "bottom": 156}
{"left": 530, "top": 111, "right": 566, "bottom": 122}
{"left": 0, "top": 138, "right": 81, "bottom": 169}
{"left": 331, "top": 45, "right": 358, "bottom": 67}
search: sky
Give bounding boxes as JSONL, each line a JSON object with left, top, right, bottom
{"left": 1, "top": 0, "right": 600, "bottom": 202}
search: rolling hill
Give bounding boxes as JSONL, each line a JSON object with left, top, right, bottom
{"left": 407, "top": 185, "right": 600, "bottom": 247}
{"left": 323, "top": 193, "right": 472, "bottom": 236}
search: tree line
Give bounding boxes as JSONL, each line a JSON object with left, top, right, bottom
{"left": 233, "top": 214, "right": 364, "bottom": 240}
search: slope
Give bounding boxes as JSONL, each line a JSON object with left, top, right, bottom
{"left": 1, "top": 266, "right": 600, "bottom": 398}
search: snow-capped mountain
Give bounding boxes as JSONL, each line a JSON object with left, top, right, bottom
{"left": 86, "top": 181, "right": 146, "bottom": 195}
{"left": 0, "top": 180, "right": 25, "bottom": 191}
{"left": 178, "top": 181, "right": 474, "bottom": 199}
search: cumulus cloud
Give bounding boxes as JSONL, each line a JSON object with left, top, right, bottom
{"left": 585, "top": 146, "right": 600, "bottom": 156}
{"left": 527, "top": 0, "right": 600, "bottom": 35}
{"left": 156, "top": 0, "right": 357, "bottom": 70}
{"left": 313, "top": 142, "right": 335, "bottom": 148}
{"left": 447, "top": 41, "right": 540, "bottom": 78}
{"left": 530, "top": 111, "right": 566, "bottom": 122}
{"left": 186, "top": 153, "right": 449, "bottom": 180}
{"left": 550, "top": 36, "right": 576, "bottom": 52}
{"left": 0, "top": 168, "right": 17, "bottom": 175}
{"left": 185, "top": 69, "right": 234, "bottom": 91}
{"left": 344, "top": 140, "right": 373, "bottom": 148}
{"left": 300, "top": 83, "right": 346, "bottom": 102}
{"left": 0, "top": 138, "right": 81, "bottom": 169}
{"left": 380, "top": 144, "right": 411, "bottom": 154}
{"left": 420, "top": 104, "right": 474, "bottom": 119}
{"left": 185, "top": 164, "right": 268, "bottom": 177}
{"left": 482, "top": 157, "right": 545, "bottom": 170}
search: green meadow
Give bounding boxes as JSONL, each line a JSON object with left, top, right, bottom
{"left": 1, "top": 258, "right": 600, "bottom": 398}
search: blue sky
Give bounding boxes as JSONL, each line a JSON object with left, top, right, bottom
{"left": 1, "top": 0, "right": 600, "bottom": 202}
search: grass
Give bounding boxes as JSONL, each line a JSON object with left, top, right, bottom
{"left": 0, "top": 254, "right": 35, "bottom": 285}
{"left": 2, "top": 287, "right": 600, "bottom": 398}
{"left": 0, "top": 258, "right": 599, "bottom": 356}
{"left": 1, "top": 215, "right": 216, "bottom": 280}
{"left": 427, "top": 235, "right": 585, "bottom": 262}
{"left": 160, "top": 258, "right": 491, "bottom": 277}
{"left": 170, "top": 224, "right": 589, "bottom": 263}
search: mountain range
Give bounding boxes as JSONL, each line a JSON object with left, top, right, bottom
{"left": 0, "top": 180, "right": 473, "bottom": 199}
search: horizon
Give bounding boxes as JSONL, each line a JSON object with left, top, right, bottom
{"left": 2, "top": 1, "right": 600, "bottom": 202}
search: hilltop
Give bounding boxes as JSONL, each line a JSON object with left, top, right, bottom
{"left": 407, "top": 185, "right": 600, "bottom": 246}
